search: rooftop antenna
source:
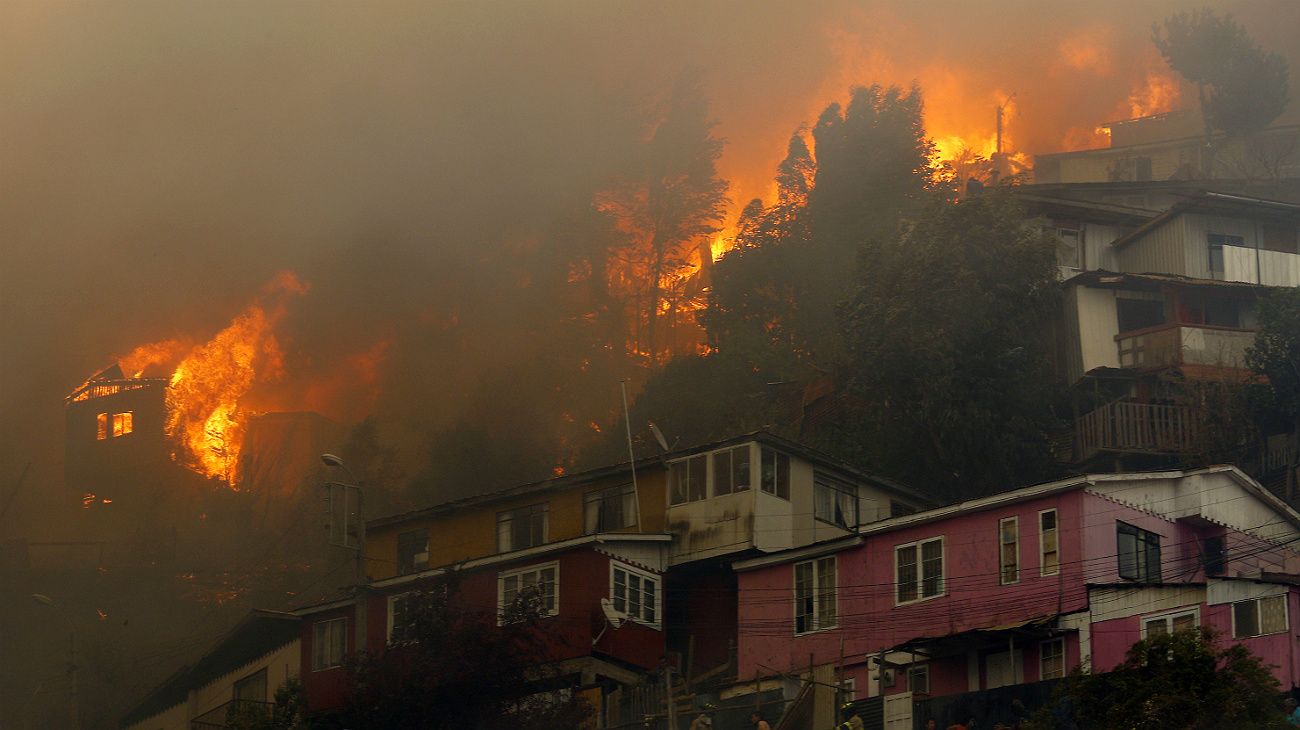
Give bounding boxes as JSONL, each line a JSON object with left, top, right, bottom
{"left": 648, "top": 421, "right": 675, "bottom": 453}
{"left": 620, "top": 380, "right": 643, "bottom": 532}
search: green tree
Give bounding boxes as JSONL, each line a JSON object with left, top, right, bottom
{"left": 1248, "top": 287, "right": 1300, "bottom": 500}
{"left": 1037, "top": 628, "right": 1287, "bottom": 729}
{"left": 339, "top": 580, "right": 592, "bottom": 730}
{"left": 1153, "top": 10, "right": 1290, "bottom": 174}
{"left": 836, "top": 190, "right": 1064, "bottom": 501}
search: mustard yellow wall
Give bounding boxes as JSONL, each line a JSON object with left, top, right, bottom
{"left": 366, "top": 467, "right": 668, "bottom": 581}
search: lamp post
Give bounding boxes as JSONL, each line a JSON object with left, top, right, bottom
{"left": 30, "top": 594, "right": 79, "bottom": 730}
{"left": 321, "top": 454, "right": 368, "bottom": 652}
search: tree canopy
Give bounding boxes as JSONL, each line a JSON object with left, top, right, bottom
{"left": 1037, "top": 628, "right": 1288, "bottom": 729}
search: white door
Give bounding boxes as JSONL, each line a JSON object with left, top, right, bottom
{"left": 884, "top": 692, "right": 913, "bottom": 730}
{"left": 985, "top": 650, "right": 1024, "bottom": 689}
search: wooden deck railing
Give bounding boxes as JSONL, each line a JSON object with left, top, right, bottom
{"left": 1075, "top": 400, "right": 1198, "bottom": 461}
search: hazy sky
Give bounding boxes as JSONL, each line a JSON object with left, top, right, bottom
{"left": 3, "top": 0, "right": 1296, "bottom": 530}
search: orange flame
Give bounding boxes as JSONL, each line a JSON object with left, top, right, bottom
{"left": 1127, "top": 70, "right": 1181, "bottom": 118}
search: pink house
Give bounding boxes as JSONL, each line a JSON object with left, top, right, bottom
{"left": 733, "top": 466, "right": 1300, "bottom": 725}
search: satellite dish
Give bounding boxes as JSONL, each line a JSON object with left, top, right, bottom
{"left": 600, "top": 598, "right": 625, "bottom": 628}
{"left": 648, "top": 421, "right": 671, "bottom": 453}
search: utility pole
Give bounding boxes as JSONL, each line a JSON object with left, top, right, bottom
{"left": 663, "top": 664, "right": 677, "bottom": 729}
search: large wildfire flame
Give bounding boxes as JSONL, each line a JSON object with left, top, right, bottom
{"left": 120, "top": 272, "right": 308, "bottom": 486}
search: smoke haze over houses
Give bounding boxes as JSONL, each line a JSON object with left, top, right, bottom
{"left": 3, "top": 0, "right": 1299, "bottom": 528}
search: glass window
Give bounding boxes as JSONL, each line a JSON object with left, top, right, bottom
{"left": 1040, "top": 639, "right": 1065, "bottom": 680}
{"left": 584, "top": 483, "right": 637, "bottom": 533}
{"left": 1117, "top": 522, "right": 1161, "bottom": 582}
{"left": 112, "top": 411, "right": 133, "bottom": 437}
{"left": 669, "top": 455, "right": 708, "bottom": 505}
{"left": 497, "top": 503, "right": 548, "bottom": 552}
{"left": 1055, "top": 226, "right": 1081, "bottom": 269}
{"left": 1234, "top": 595, "right": 1287, "bottom": 638}
{"left": 896, "top": 537, "right": 944, "bottom": 604}
{"left": 1040, "top": 510, "right": 1059, "bottom": 576}
{"left": 1207, "top": 233, "right": 1243, "bottom": 279}
{"left": 311, "top": 617, "right": 347, "bottom": 671}
{"left": 499, "top": 563, "right": 558, "bottom": 620}
{"left": 712, "top": 446, "right": 751, "bottom": 496}
{"left": 1000, "top": 517, "right": 1019, "bottom": 585}
{"left": 907, "top": 665, "right": 929, "bottom": 694}
{"left": 233, "top": 668, "right": 267, "bottom": 703}
{"left": 96, "top": 413, "right": 108, "bottom": 440}
{"left": 794, "top": 556, "right": 837, "bottom": 634}
{"left": 397, "top": 529, "right": 430, "bottom": 576}
{"left": 1143, "top": 609, "right": 1197, "bottom": 638}
{"left": 388, "top": 592, "right": 416, "bottom": 644}
{"left": 760, "top": 448, "right": 790, "bottom": 500}
{"left": 611, "top": 563, "right": 659, "bottom": 626}
{"left": 814, "top": 474, "right": 857, "bottom": 529}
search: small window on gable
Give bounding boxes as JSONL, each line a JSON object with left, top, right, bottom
{"left": 760, "top": 447, "right": 790, "bottom": 500}
{"left": 1054, "top": 225, "right": 1081, "bottom": 269}
{"left": 96, "top": 413, "right": 108, "bottom": 440}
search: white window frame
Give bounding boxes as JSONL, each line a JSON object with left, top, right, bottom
{"left": 1140, "top": 607, "right": 1200, "bottom": 639}
{"left": 793, "top": 556, "right": 838, "bottom": 635}
{"left": 999, "top": 516, "right": 1020, "bottom": 585}
{"left": 894, "top": 537, "right": 945, "bottom": 605}
{"left": 1039, "top": 638, "right": 1066, "bottom": 680}
{"left": 1039, "top": 509, "right": 1059, "bottom": 577}
{"left": 584, "top": 483, "right": 637, "bottom": 534}
{"left": 609, "top": 561, "right": 661, "bottom": 629}
{"left": 759, "top": 446, "right": 791, "bottom": 501}
{"left": 386, "top": 591, "right": 414, "bottom": 644}
{"left": 497, "top": 561, "right": 559, "bottom": 624}
{"left": 1232, "top": 595, "right": 1288, "bottom": 639}
{"left": 814, "top": 473, "right": 858, "bottom": 530}
{"left": 907, "top": 664, "right": 929, "bottom": 694}
{"left": 839, "top": 677, "right": 856, "bottom": 702}
{"left": 311, "top": 617, "right": 347, "bottom": 671}
{"left": 667, "top": 453, "right": 709, "bottom": 505}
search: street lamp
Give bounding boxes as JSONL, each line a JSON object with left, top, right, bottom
{"left": 30, "top": 594, "right": 79, "bottom": 730}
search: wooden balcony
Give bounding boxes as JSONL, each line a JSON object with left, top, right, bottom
{"left": 1116, "top": 324, "right": 1255, "bottom": 371}
{"left": 1075, "top": 400, "right": 1198, "bottom": 462}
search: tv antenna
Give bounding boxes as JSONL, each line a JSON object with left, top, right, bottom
{"left": 648, "top": 421, "right": 678, "bottom": 453}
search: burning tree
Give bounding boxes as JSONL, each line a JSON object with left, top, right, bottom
{"left": 597, "top": 71, "right": 729, "bottom": 361}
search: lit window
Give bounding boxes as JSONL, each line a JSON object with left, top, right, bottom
{"left": 668, "top": 455, "right": 707, "bottom": 505}
{"left": 1040, "top": 639, "right": 1065, "bottom": 680}
{"left": 111, "top": 411, "right": 133, "bottom": 437}
{"left": 1233, "top": 596, "right": 1287, "bottom": 639}
{"left": 1040, "top": 510, "right": 1059, "bottom": 576}
{"left": 794, "top": 556, "right": 837, "bottom": 634}
{"left": 760, "top": 447, "right": 790, "bottom": 500}
{"left": 611, "top": 562, "right": 659, "bottom": 626}
{"left": 1000, "top": 517, "right": 1019, "bottom": 585}
{"left": 1117, "top": 522, "right": 1161, "bottom": 582}
{"left": 311, "top": 617, "right": 347, "bottom": 671}
{"left": 584, "top": 483, "right": 637, "bottom": 533}
{"left": 498, "top": 563, "right": 558, "bottom": 621}
{"left": 896, "top": 537, "right": 944, "bottom": 604}
{"left": 814, "top": 474, "right": 857, "bottom": 529}
{"left": 96, "top": 413, "right": 108, "bottom": 440}
{"left": 907, "top": 665, "right": 929, "bottom": 694}
{"left": 1143, "top": 608, "right": 1197, "bottom": 638}
{"left": 497, "top": 503, "right": 548, "bottom": 552}
{"left": 397, "top": 529, "right": 430, "bottom": 575}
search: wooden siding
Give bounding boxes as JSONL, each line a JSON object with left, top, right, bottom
{"left": 1116, "top": 217, "right": 1188, "bottom": 276}
{"left": 1075, "top": 400, "right": 1197, "bottom": 461}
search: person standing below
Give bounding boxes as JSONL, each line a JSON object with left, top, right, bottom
{"left": 750, "top": 711, "right": 772, "bottom": 730}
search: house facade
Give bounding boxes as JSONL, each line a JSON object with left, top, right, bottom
{"left": 292, "top": 432, "right": 931, "bottom": 724}
{"left": 732, "top": 466, "right": 1300, "bottom": 727}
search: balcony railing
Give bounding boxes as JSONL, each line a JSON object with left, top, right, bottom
{"left": 1116, "top": 324, "right": 1255, "bottom": 370}
{"left": 1076, "top": 400, "right": 1199, "bottom": 461}
{"left": 191, "top": 699, "right": 273, "bottom": 729}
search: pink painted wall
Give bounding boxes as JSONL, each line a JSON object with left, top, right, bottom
{"left": 737, "top": 491, "right": 1089, "bottom": 682}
